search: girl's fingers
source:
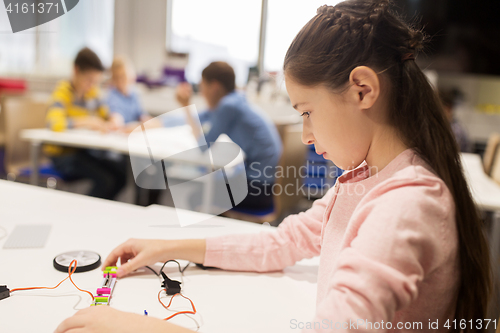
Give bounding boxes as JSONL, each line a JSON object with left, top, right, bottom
{"left": 119, "top": 253, "right": 134, "bottom": 267}
{"left": 102, "top": 241, "right": 135, "bottom": 269}
{"left": 54, "top": 315, "right": 86, "bottom": 333}
{"left": 64, "top": 329, "right": 86, "bottom": 333}
{"left": 116, "top": 253, "right": 147, "bottom": 278}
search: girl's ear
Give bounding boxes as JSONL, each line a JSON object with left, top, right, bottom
{"left": 348, "top": 66, "right": 380, "bottom": 109}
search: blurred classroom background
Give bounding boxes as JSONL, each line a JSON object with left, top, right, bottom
{"left": 1, "top": 0, "right": 500, "bottom": 226}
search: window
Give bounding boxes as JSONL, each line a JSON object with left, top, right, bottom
{"left": 170, "top": 0, "right": 262, "bottom": 86}
{"left": 0, "top": 8, "right": 36, "bottom": 73}
{"left": 37, "top": 0, "right": 115, "bottom": 74}
{"left": 0, "top": 0, "right": 114, "bottom": 75}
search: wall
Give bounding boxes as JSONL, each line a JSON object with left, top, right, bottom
{"left": 114, "top": 0, "right": 167, "bottom": 76}
{"left": 438, "top": 73, "right": 500, "bottom": 143}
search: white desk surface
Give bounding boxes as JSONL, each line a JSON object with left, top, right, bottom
{"left": 461, "top": 153, "right": 500, "bottom": 211}
{"left": 20, "top": 127, "right": 242, "bottom": 169}
{"left": 0, "top": 181, "right": 318, "bottom": 333}
{"left": 21, "top": 126, "right": 201, "bottom": 162}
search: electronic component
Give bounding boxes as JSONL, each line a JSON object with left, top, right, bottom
{"left": 53, "top": 251, "right": 101, "bottom": 273}
{"left": 6, "top": 259, "right": 198, "bottom": 327}
{"left": 160, "top": 271, "right": 181, "bottom": 295}
{"left": 195, "top": 263, "right": 216, "bottom": 270}
{"left": 0, "top": 285, "right": 10, "bottom": 300}
{"left": 91, "top": 266, "right": 117, "bottom": 306}
{"left": 9, "top": 259, "right": 95, "bottom": 303}
{"left": 157, "top": 290, "right": 197, "bottom": 321}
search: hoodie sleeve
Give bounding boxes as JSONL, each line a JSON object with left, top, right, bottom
{"left": 203, "top": 188, "right": 335, "bottom": 272}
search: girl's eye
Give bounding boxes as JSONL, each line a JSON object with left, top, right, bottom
{"left": 300, "top": 112, "right": 310, "bottom": 118}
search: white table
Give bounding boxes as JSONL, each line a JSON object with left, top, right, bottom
{"left": 20, "top": 126, "right": 204, "bottom": 184}
{"left": 460, "top": 153, "right": 500, "bottom": 292}
{"left": 20, "top": 127, "right": 242, "bottom": 214}
{"left": 0, "top": 180, "right": 318, "bottom": 333}
{"left": 461, "top": 153, "right": 500, "bottom": 212}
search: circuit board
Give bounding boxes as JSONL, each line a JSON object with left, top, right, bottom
{"left": 91, "top": 266, "right": 117, "bottom": 306}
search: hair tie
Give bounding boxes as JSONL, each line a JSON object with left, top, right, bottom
{"left": 401, "top": 53, "right": 415, "bottom": 62}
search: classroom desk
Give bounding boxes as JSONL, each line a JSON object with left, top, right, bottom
{"left": 0, "top": 180, "right": 318, "bottom": 333}
{"left": 461, "top": 153, "right": 500, "bottom": 211}
{"left": 460, "top": 153, "right": 500, "bottom": 279}
{"left": 20, "top": 126, "right": 203, "bottom": 185}
{"left": 20, "top": 126, "right": 240, "bottom": 214}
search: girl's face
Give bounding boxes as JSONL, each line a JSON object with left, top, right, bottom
{"left": 285, "top": 75, "right": 374, "bottom": 170}
{"left": 73, "top": 68, "right": 102, "bottom": 97}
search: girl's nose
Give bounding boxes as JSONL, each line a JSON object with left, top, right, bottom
{"left": 301, "top": 123, "right": 315, "bottom": 145}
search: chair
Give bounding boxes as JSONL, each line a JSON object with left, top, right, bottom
{"left": 0, "top": 91, "right": 28, "bottom": 176}
{"left": 1, "top": 94, "right": 61, "bottom": 185}
{"left": 483, "top": 133, "right": 500, "bottom": 176}
{"left": 223, "top": 123, "right": 307, "bottom": 224}
{"left": 491, "top": 154, "right": 500, "bottom": 186}
{"left": 274, "top": 123, "right": 308, "bottom": 216}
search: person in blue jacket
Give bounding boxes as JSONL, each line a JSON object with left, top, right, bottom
{"left": 176, "top": 61, "right": 282, "bottom": 211}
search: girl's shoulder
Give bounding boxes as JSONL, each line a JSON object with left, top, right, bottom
{"left": 389, "top": 152, "right": 450, "bottom": 196}
{"left": 352, "top": 149, "right": 453, "bottom": 207}
{"left": 360, "top": 154, "right": 455, "bottom": 224}
{"left": 350, "top": 154, "right": 459, "bottom": 273}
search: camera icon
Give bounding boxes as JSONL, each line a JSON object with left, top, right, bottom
{"left": 128, "top": 105, "right": 248, "bottom": 227}
{"left": 4, "top": 0, "right": 80, "bottom": 33}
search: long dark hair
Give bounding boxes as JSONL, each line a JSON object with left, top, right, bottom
{"left": 284, "top": 0, "right": 491, "bottom": 328}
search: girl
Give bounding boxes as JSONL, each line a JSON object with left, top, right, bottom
{"left": 56, "top": 0, "right": 491, "bottom": 332}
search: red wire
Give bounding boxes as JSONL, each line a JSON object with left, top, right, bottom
{"left": 10, "top": 259, "right": 95, "bottom": 301}
{"left": 157, "top": 289, "right": 197, "bottom": 321}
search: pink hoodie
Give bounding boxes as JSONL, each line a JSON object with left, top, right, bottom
{"left": 204, "top": 149, "right": 459, "bottom": 332}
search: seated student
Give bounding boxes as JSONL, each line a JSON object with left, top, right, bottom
{"left": 106, "top": 56, "right": 162, "bottom": 205}
{"left": 106, "top": 56, "right": 162, "bottom": 132}
{"left": 176, "top": 61, "right": 283, "bottom": 211}
{"left": 439, "top": 89, "right": 471, "bottom": 152}
{"left": 45, "top": 47, "right": 127, "bottom": 200}
{"left": 56, "top": 1, "right": 490, "bottom": 332}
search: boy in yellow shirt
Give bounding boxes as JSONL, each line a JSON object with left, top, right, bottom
{"left": 45, "top": 47, "right": 127, "bottom": 200}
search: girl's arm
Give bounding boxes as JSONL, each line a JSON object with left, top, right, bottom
{"left": 202, "top": 187, "right": 334, "bottom": 273}
{"left": 103, "top": 186, "right": 334, "bottom": 278}
{"left": 175, "top": 82, "right": 203, "bottom": 140}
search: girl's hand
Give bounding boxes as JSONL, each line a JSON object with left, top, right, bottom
{"left": 120, "top": 122, "right": 140, "bottom": 134}
{"left": 55, "top": 307, "right": 148, "bottom": 333}
{"left": 175, "top": 82, "right": 192, "bottom": 107}
{"left": 102, "top": 239, "right": 172, "bottom": 278}
{"left": 102, "top": 238, "right": 207, "bottom": 278}
{"left": 73, "top": 116, "right": 106, "bottom": 131}
{"left": 106, "top": 113, "right": 125, "bottom": 131}
{"left": 54, "top": 306, "right": 194, "bottom": 333}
